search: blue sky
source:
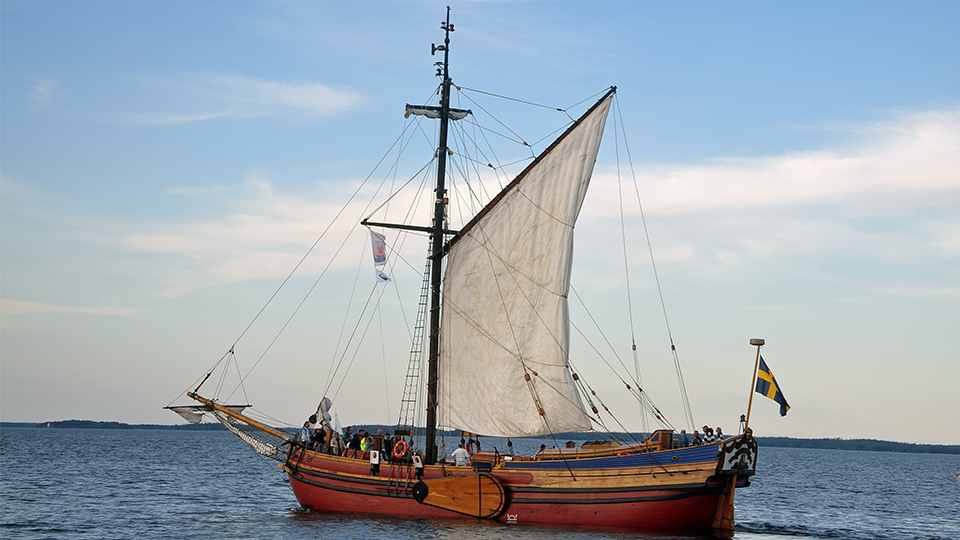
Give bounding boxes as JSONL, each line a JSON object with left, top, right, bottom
{"left": 2, "top": 1, "right": 958, "bottom": 445}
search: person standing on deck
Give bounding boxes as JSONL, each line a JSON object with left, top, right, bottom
{"left": 300, "top": 421, "right": 313, "bottom": 444}
{"left": 350, "top": 430, "right": 363, "bottom": 451}
{"left": 452, "top": 443, "right": 471, "bottom": 466}
{"left": 329, "top": 431, "right": 345, "bottom": 455}
{"left": 361, "top": 433, "right": 374, "bottom": 454}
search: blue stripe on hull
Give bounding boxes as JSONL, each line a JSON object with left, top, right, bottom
{"left": 503, "top": 442, "right": 720, "bottom": 470}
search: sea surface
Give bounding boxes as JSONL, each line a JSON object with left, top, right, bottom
{"left": 2, "top": 428, "right": 958, "bottom": 540}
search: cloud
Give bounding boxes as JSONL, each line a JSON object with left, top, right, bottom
{"left": 13, "top": 106, "right": 960, "bottom": 302}
{"left": 579, "top": 107, "right": 960, "bottom": 275}
{"left": 1, "top": 299, "right": 145, "bottom": 316}
{"left": 95, "top": 106, "right": 959, "bottom": 300}
{"left": 595, "top": 107, "right": 960, "bottom": 217}
{"left": 121, "top": 72, "right": 364, "bottom": 124}
{"left": 121, "top": 111, "right": 234, "bottom": 124}
{"left": 97, "top": 175, "right": 395, "bottom": 297}
{"left": 30, "top": 79, "right": 61, "bottom": 107}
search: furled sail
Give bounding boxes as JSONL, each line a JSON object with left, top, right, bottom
{"left": 438, "top": 91, "right": 614, "bottom": 438}
{"left": 164, "top": 404, "right": 249, "bottom": 424}
{"left": 405, "top": 104, "right": 471, "bottom": 120}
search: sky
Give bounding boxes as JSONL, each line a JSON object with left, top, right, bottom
{"left": 2, "top": 1, "right": 958, "bottom": 445}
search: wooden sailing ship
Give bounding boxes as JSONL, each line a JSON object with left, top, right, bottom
{"left": 168, "top": 9, "right": 761, "bottom": 536}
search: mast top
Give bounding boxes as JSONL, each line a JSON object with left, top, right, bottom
{"left": 750, "top": 338, "right": 765, "bottom": 347}
{"left": 431, "top": 6, "right": 454, "bottom": 59}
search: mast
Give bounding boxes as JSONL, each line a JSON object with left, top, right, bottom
{"left": 425, "top": 6, "right": 453, "bottom": 465}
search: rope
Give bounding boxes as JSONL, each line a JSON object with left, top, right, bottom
{"left": 614, "top": 96, "right": 696, "bottom": 431}
{"left": 458, "top": 86, "right": 563, "bottom": 112}
{"left": 612, "top": 100, "right": 648, "bottom": 434}
{"left": 215, "top": 124, "right": 418, "bottom": 402}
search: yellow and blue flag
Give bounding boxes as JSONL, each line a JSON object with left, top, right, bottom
{"left": 755, "top": 356, "right": 790, "bottom": 416}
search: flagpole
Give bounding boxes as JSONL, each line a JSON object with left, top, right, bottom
{"left": 744, "top": 338, "right": 764, "bottom": 431}
{"left": 714, "top": 337, "right": 763, "bottom": 537}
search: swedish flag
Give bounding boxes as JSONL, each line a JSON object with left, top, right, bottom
{"left": 756, "top": 356, "right": 790, "bottom": 416}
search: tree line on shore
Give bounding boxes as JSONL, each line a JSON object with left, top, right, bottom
{"left": 5, "top": 420, "right": 959, "bottom": 455}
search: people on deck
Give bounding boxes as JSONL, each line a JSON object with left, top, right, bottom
{"left": 452, "top": 443, "right": 471, "bottom": 467}
{"left": 692, "top": 430, "right": 703, "bottom": 445}
{"left": 362, "top": 433, "right": 374, "bottom": 454}
{"left": 343, "top": 426, "right": 354, "bottom": 447}
{"left": 350, "top": 430, "right": 363, "bottom": 451}
{"left": 678, "top": 429, "right": 690, "bottom": 448}
{"left": 300, "top": 421, "right": 313, "bottom": 445}
{"left": 329, "top": 431, "right": 345, "bottom": 455}
{"left": 715, "top": 427, "right": 724, "bottom": 440}
{"left": 382, "top": 434, "right": 395, "bottom": 462}
{"left": 702, "top": 426, "right": 716, "bottom": 443}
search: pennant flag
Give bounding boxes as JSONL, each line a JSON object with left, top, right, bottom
{"left": 370, "top": 231, "right": 387, "bottom": 266}
{"left": 755, "top": 356, "right": 790, "bottom": 416}
{"left": 370, "top": 231, "right": 390, "bottom": 282}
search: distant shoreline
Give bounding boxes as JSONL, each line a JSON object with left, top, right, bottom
{"left": 4, "top": 420, "right": 959, "bottom": 455}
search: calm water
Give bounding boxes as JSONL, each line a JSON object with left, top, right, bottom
{"left": 2, "top": 428, "right": 958, "bottom": 540}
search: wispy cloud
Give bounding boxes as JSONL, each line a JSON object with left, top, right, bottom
{"left": 30, "top": 79, "right": 61, "bottom": 108}
{"left": 122, "top": 111, "right": 234, "bottom": 124}
{"left": 590, "top": 107, "right": 960, "bottom": 217}
{"left": 120, "top": 72, "right": 363, "bottom": 124}
{"left": 576, "top": 108, "right": 960, "bottom": 297}
{"left": 11, "top": 107, "right": 960, "bottom": 301}
{"left": 89, "top": 106, "right": 960, "bottom": 299}
{"left": 101, "top": 175, "right": 378, "bottom": 297}
{"left": 1, "top": 299, "right": 145, "bottom": 316}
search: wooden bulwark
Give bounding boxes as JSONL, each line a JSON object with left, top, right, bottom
{"left": 413, "top": 473, "right": 506, "bottom": 519}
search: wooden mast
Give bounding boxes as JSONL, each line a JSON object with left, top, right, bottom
{"left": 425, "top": 6, "right": 453, "bottom": 465}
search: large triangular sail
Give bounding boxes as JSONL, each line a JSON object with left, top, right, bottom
{"left": 438, "top": 90, "right": 614, "bottom": 438}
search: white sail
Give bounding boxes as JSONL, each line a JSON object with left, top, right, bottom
{"left": 438, "top": 93, "right": 613, "bottom": 438}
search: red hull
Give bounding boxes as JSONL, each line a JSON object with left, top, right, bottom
{"left": 283, "top": 440, "right": 755, "bottom": 533}
{"left": 289, "top": 473, "right": 725, "bottom": 530}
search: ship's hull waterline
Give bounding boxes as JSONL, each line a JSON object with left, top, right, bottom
{"left": 282, "top": 434, "right": 756, "bottom": 533}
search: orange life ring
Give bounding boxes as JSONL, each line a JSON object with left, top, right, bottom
{"left": 393, "top": 439, "right": 408, "bottom": 460}
{"left": 466, "top": 438, "right": 480, "bottom": 455}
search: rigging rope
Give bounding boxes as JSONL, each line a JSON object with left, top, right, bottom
{"left": 458, "top": 86, "right": 564, "bottom": 112}
{"left": 225, "top": 115, "right": 443, "bottom": 406}
{"left": 614, "top": 97, "right": 696, "bottom": 432}
{"left": 613, "top": 96, "right": 647, "bottom": 434}
{"left": 214, "top": 122, "right": 422, "bottom": 403}
{"left": 183, "top": 85, "right": 696, "bottom": 468}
